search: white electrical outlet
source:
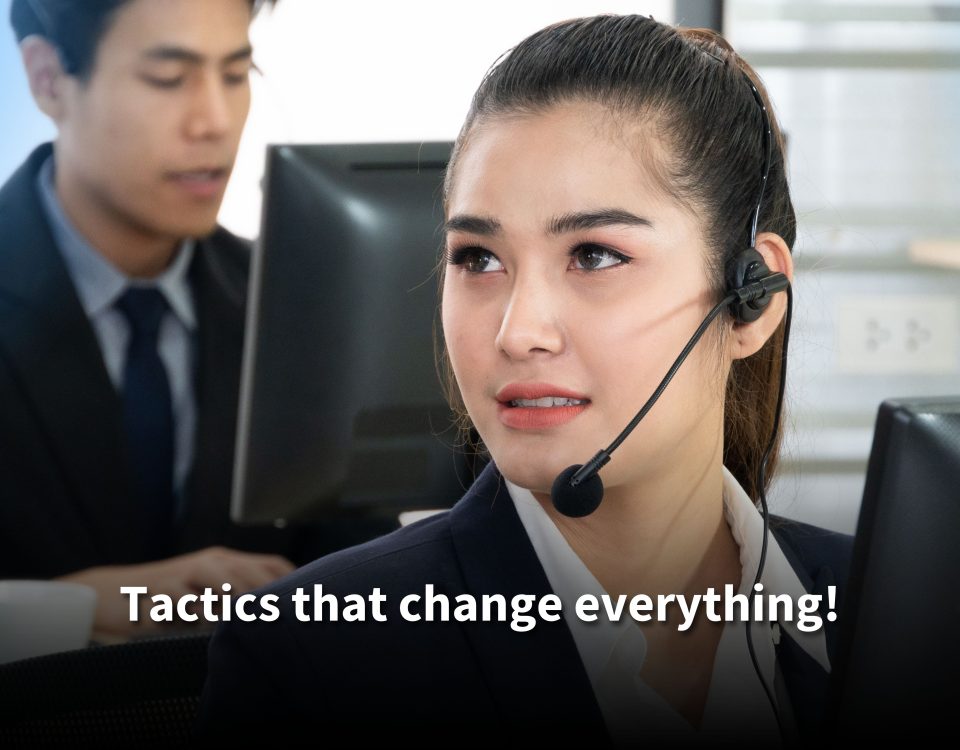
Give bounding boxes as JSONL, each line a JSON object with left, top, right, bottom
{"left": 836, "top": 294, "right": 959, "bottom": 374}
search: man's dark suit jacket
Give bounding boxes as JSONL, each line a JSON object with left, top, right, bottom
{"left": 0, "top": 143, "right": 332, "bottom": 578}
{"left": 200, "top": 460, "right": 853, "bottom": 746}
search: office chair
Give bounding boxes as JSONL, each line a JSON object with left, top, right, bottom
{"left": 0, "top": 632, "right": 211, "bottom": 747}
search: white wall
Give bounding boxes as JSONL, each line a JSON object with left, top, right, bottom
{"left": 0, "top": 0, "right": 673, "bottom": 225}
{"left": 223, "top": 0, "right": 674, "bottom": 238}
{"left": 725, "top": 1, "right": 960, "bottom": 533}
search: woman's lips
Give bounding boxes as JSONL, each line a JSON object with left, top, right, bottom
{"left": 497, "top": 401, "right": 589, "bottom": 430}
{"left": 495, "top": 382, "right": 590, "bottom": 430}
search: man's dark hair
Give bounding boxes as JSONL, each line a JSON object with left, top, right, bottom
{"left": 10, "top": 0, "right": 276, "bottom": 79}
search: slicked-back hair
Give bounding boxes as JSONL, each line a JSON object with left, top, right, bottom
{"left": 10, "top": 0, "right": 277, "bottom": 79}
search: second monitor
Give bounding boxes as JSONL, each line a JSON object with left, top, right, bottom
{"left": 233, "top": 142, "right": 473, "bottom": 525}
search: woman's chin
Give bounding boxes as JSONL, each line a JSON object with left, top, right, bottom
{"left": 493, "top": 460, "right": 565, "bottom": 497}
{"left": 483, "top": 431, "right": 598, "bottom": 495}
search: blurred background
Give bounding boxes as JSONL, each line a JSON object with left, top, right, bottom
{"left": 1, "top": 0, "right": 957, "bottom": 533}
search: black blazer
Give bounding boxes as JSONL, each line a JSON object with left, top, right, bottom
{"left": 200, "top": 461, "right": 853, "bottom": 746}
{"left": 0, "top": 143, "right": 323, "bottom": 578}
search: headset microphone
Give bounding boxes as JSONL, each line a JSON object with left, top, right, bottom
{"left": 550, "top": 65, "right": 787, "bottom": 522}
{"left": 549, "top": 271, "right": 788, "bottom": 518}
{"left": 548, "top": 68, "right": 794, "bottom": 742}
{"left": 550, "top": 461, "right": 606, "bottom": 519}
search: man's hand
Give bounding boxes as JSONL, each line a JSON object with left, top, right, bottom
{"left": 58, "top": 546, "right": 295, "bottom": 639}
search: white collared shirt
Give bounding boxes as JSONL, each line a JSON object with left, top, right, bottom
{"left": 36, "top": 156, "right": 197, "bottom": 505}
{"left": 506, "top": 466, "right": 830, "bottom": 747}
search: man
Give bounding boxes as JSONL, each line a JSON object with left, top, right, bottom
{"left": 0, "top": 0, "right": 305, "bottom": 637}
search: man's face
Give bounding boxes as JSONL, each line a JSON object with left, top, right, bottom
{"left": 55, "top": 0, "right": 255, "bottom": 241}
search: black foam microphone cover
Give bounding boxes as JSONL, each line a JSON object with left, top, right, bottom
{"left": 551, "top": 464, "right": 604, "bottom": 518}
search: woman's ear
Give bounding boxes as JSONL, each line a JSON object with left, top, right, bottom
{"left": 20, "top": 35, "right": 69, "bottom": 122}
{"left": 727, "top": 232, "right": 794, "bottom": 361}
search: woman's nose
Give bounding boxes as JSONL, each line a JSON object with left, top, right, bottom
{"left": 495, "top": 277, "right": 564, "bottom": 359}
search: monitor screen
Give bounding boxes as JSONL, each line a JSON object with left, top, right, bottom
{"left": 827, "top": 395, "right": 960, "bottom": 738}
{"left": 232, "top": 142, "right": 476, "bottom": 525}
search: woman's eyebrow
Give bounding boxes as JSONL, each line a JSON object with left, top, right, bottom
{"left": 548, "top": 209, "right": 654, "bottom": 234}
{"left": 444, "top": 214, "right": 503, "bottom": 236}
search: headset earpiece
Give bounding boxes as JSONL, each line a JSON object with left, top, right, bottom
{"left": 726, "top": 247, "right": 776, "bottom": 324}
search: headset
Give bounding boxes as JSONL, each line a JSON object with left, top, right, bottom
{"left": 548, "top": 70, "right": 793, "bottom": 736}
{"left": 734, "top": 75, "right": 794, "bottom": 738}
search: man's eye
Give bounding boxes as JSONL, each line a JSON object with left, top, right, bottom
{"left": 224, "top": 65, "right": 253, "bottom": 86}
{"left": 142, "top": 75, "right": 184, "bottom": 89}
{"left": 570, "top": 243, "right": 629, "bottom": 271}
{"left": 447, "top": 247, "right": 504, "bottom": 274}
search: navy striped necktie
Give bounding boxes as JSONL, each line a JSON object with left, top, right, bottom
{"left": 115, "top": 287, "right": 174, "bottom": 557}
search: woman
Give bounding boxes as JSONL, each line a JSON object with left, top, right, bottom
{"left": 200, "top": 15, "right": 852, "bottom": 746}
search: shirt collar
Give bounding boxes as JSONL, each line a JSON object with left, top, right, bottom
{"left": 35, "top": 154, "right": 197, "bottom": 330}
{"left": 720, "top": 464, "right": 831, "bottom": 670}
{"left": 506, "top": 466, "right": 831, "bottom": 687}
{"left": 508, "top": 477, "right": 625, "bottom": 686}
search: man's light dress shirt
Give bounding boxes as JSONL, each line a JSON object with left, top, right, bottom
{"left": 36, "top": 156, "right": 197, "bottom": 511}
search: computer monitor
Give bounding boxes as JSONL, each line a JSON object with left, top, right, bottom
{"left": 827, "top": 396, "right": 960, "bottom": 738}
{"left": 232, "top": 142, "right": 475, "bottom": 525}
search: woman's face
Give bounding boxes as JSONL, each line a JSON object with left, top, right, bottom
{"left": 441, "top": 102, "right": 729, "bottom": 499}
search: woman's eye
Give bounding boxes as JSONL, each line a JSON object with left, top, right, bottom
{"left": 448, "top": 247, "right": 504, "bottom": 274}
{"left": 571, "top": 243, "right": 628, "bottom": 271}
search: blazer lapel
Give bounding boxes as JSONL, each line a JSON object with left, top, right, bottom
{"left": 448, "top": 462, "right": 610, "bottom": 741}
{"left": 775, "top": 624, "right": 832, "bottom": 742}
{"left": 770, "top": 522, "right": 842, "bottom": 741}
{"left": 0, "top": 145, "right": 147, "bottom": 561}
{"left": 176, "top": 233, "right": 247, "bottom": 550}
